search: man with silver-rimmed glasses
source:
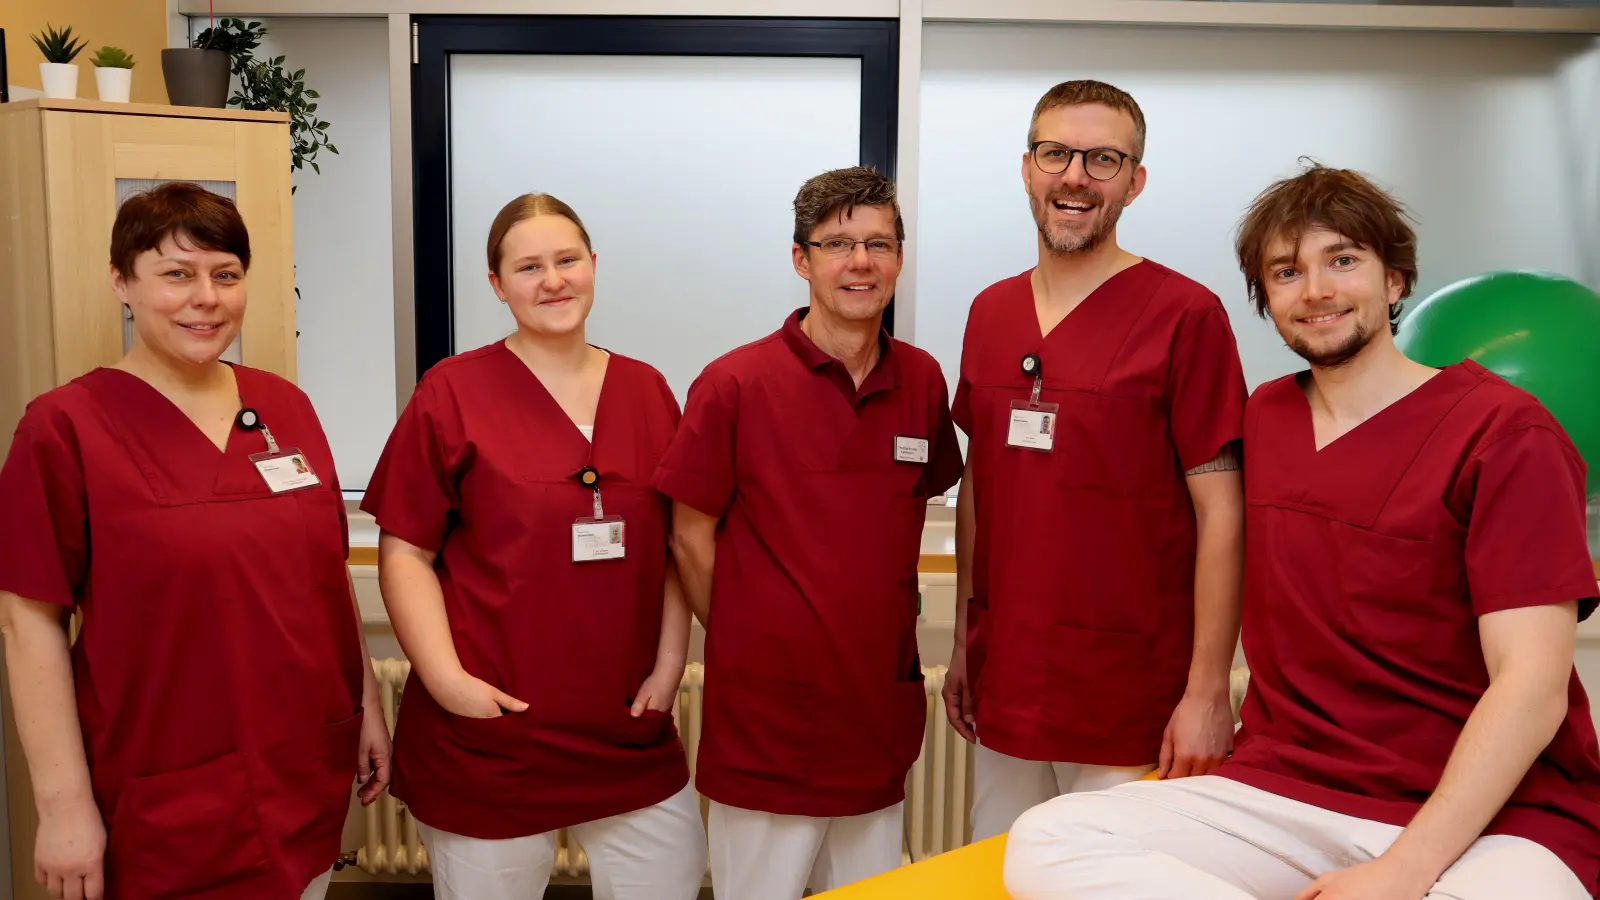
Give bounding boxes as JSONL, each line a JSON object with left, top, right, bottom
{"left": 943, "top": 79, "right": 1250, "bottom": 842}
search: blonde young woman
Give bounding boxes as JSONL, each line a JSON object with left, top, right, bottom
{"left": 362, "top": 194, "right": 706, "bottom": 899}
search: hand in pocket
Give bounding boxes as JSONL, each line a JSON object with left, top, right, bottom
{"left": 436, "top": 671, "right": 529, "bottom": 719}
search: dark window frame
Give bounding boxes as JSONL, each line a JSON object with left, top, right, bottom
{"left": 411, "top": 15, "right": 900, "bottom": 378}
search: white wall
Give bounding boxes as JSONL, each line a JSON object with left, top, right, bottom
{"left": 916, "top": 23, "right": 1599, "bottom": 396}
{"left": 253, "top": 17, "right": 396, "bottom": 492}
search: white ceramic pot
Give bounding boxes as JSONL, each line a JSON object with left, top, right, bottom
{"left": 39, "top": 62, "right": 80, "bottom": 99}
{"left": 95, "top": 67, "right": 133, "bottom": 103}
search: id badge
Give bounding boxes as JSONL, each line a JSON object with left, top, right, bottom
{"left": 894, "top": 435, "right": 930, "bottom": 464}
{"left": 249, "top": 449, "right": 322, "bottom": 493}
{"left": 573, "top": 517, "right": 626, "bottom": 562}
{"left": 1006, "top": 401, "right": 1059, "bottom": 453}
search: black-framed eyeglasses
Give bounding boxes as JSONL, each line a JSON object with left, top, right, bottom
{"left": 1029, "top": 141, "right": 1139, "bottom": 181}
{"left": 802, "top": 237, "right": 902, "bottom": 258}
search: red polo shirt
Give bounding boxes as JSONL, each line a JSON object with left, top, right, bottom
{"left": 1220, "top": 362, "right": 1600, "bottom": 895}
{"left": 654, "top": 309, "right": 964, "bottom": 817}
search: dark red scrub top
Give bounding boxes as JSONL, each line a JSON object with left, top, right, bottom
{"left": 360, "top": 343, "right": 689, "bottom": 840}
{"left": 653, "top": 309, "right": 964, "bottom": 818}
{"left": 0, "top": 365, "right": 365, "bottom": 899}
{"left": 951, "top": 263, "right": 1248, "bottom": 766}
{"left": 1219, "top": 361, "right": 1600, "bottom": 896}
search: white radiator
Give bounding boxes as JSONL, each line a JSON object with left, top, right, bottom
{"left": 340, "top": 659, "right": 974, "bottom": 878}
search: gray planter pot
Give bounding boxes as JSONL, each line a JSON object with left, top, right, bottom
{"left": 160, "top": 48, "right": 231, "bottom": 108}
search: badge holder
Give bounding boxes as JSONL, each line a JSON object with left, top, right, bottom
{"left": 572, "top": 466, "right": 625, "bottom": 562}
{"left": 239, "top": 408, "right": 322, "bottom": 493}
{"left": 1006, "top": 354, "right": 1057, "bottom": 453}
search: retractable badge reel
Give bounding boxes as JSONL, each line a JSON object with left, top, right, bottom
{"left": 572, "top": 466, "right": 625, "bottom": 562}
{"left": 1006, "top": 353, "right": 1058, "bottom": 453}
{"left": 239, "top": 408, "right": 322, "bottom": 493}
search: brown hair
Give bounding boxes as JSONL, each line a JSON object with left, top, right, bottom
{"left": 110, "top": 182, "right": 251, "bottom": 278}
{"left": 486, "top": 193, "right": 593, "bottom": 275}
{"left": 792, "top": 166, "right": 905, "bottom": 247}
{"left": 1235, "top": 161, "right": 1418, "bottom": 335}
{"left": 1028, "top": 80, "right": 1147, "bottom": 158}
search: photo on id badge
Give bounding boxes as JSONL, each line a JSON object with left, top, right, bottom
{"left": 252, "top": 450, "right": 321, "bottom": 493}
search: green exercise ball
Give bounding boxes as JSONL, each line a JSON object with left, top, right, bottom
{"left": 1396, "top": 270, "right": 1600, "bottom": 498}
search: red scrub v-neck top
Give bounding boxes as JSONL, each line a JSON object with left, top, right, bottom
{"left": 361, "top": 342, "right": 690, "bottom": 840}
{"left": 951, "top": 263, "right": 1248, "bottom": 765}
{"left": 0, "top": 365, "right": 366, "bottom": 899}
{"left": 1219, "top": 362, "right": 1600, "bottom": 895}
{"left": 653, "top": 309, "right": 964, "bottom": 817}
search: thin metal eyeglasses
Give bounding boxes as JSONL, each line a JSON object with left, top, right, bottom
{"left": 1029, "top": 141, "right": 1139, "bottom": 181}
{"left": 802, "top": 238, "right": 902, "bottom": 258}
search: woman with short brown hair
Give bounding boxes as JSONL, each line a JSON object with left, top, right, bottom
{"left": 0, "top": 181, "right": 391, "bottom": 900}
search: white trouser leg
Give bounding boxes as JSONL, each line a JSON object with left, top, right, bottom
{"left": 1426, "top": 834, "right": 1590, "bottom": 900}
{"left": 971, "top": 743, "right": 1058, "bottom": 841}
{"left": 298, "top": 867, "right": 333, "bottom": 900}
{"left": 707, "top": 801, "right": 828, "bottom": 900}
{"left": 1003, "top": 775, "right": 1592, "bottom": 900}
{"left": 569, "top": 783, "right": 707, "bottom": 900}
{"left": 1003, "top": 777, "right": 1324, "bottom": 900}
{"left": 972, "top": 742, "right": 1156, "bottom": 841}
{"left": 1052, "top": 761, "right": 1157, "bottom": 794}
{"left": 416, "top": 819, "right": 558, "bottom": 900}
{"left": 807, "top": 802, "right": 905, "bottom": 892}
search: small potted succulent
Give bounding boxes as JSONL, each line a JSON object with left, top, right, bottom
{"left": 92, "top": 46, "right": 135, "bottom": 103}
{"left": 31, "top": 24, "right": 89, "bottom": 99}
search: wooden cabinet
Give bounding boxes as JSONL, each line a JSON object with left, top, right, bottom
{"left": 0, "top": 98, "right": 294, "bottom": 900}
{"left": 0, "top": 98, "right": 296, "bottom": 457}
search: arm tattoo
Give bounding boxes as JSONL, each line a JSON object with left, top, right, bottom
{"left": 1185, "top": 440, "right": 1241, "bottom": 476}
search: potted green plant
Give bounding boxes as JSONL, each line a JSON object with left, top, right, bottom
{"left": 231, "top": 53, "right": 338, "bottom": 189}
{"left": 31, "top": 24, "right": 88, "bottom": 99}
{"left": 172, "top": 18, "right": 336, "bottom": 190}
{"left": 160, "top": 15, "right": 261, "bottom": 108}
{"left": 92, "top": 46, "right": 135, "bottom": 103}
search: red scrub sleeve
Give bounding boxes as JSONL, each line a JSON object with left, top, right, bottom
{"left": 951, "top": 374, "right": 973, "bottom": 439}
{"left": 1461, "top": 424, "right": 1598, "bottom": 621}
{"left": 0, "top": 404, "right": 88, "bottom": 609}
{"left": 1167, "top": 305, "right": 1249, "bottom": 471}
{"left": 651, "top": 369, "right": 684, "bottom": 429}
{"left": 329, "top": 470, "right": 350, "bottom": 557}
{"left": 928, "top": 379, "right": 965, "bottom": 497}
{"left": 360, "top": 377, "right": 462, "bottom": 553}
{"left": 651, "top": 368, "right": 737, "bottom": 520}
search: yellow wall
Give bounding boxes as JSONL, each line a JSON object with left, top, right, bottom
{"left": 4, "top": 0, "right": 170, "bottom": 104}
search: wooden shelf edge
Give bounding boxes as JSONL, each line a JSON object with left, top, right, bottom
{"left": 923, "top": 0, "right": 1600, "bottom": 34}
{"left": 175, "top": 0, "right": 898, "bottom": 17}
{"left": 348, "top": 545, "right": 963, "bottom": 574}
{"left": 348, "top": 549, "right": 1595, "bottom": 578}
{"left": 0, "top": 98, "right": 290, "bottom": 124}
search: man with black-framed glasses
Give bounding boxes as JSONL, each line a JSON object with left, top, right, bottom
{"left": 655, "top": 166, "right": 964, "bottom": 899}
{"left": 943, "top": 79, "right": 1250, "bottom": 842}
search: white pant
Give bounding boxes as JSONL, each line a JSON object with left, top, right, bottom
{"left": 300, "top": 868, "right": 332, "bottom": 900}
{"left": 1003, "top": 774, "right": 1589, "bottom": 900}
{"left": 416, "top": 783, "right": 707, "bottom": 900}
{"left": 706, "top": 800, "right": 903, "bottom": 900}
{"left": 970, "top": 742, "right": 1154, "bottom": 841}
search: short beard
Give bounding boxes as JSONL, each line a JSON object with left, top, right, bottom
{"left": 1289, "top": 318, "right": 1375, "bottom": 369}
{"left": 1031, "top": 186, "right": 1128, "bottom": 255}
